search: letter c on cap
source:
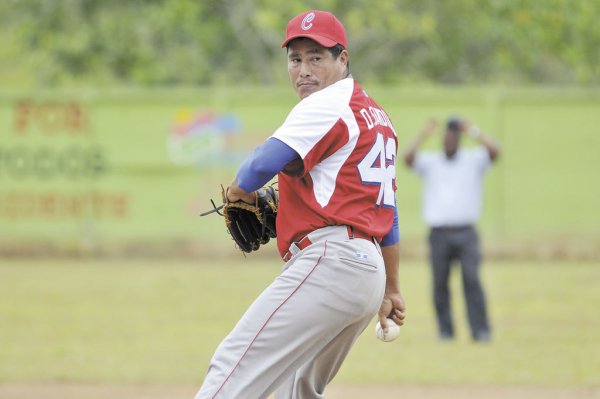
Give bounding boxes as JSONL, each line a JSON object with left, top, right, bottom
{"left": 301, "top": 12, "right": 315, "bottom": 30}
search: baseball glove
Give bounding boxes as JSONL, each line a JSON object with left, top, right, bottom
{"left": 201, "top": 185, "right": 278, "bottom": 253}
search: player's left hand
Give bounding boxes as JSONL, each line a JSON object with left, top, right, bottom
{"left": 222, "top": 185, "right": 278, "bottom": 253}
{"left": 200, "top": 184, "right": 278, "bottom": 253}
{"left": 378, "top": 291, "right": 406, "bottom": 333}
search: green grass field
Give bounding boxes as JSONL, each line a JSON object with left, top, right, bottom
{"left": 1, "top": 258, "right": 598, "bottom": 389}
{"left": 1, "top": 87, "right": 599, "bottom": 397}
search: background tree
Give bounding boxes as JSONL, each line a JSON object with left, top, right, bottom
{"left": 2, "top": 0, "right": 598, "bottom": 87}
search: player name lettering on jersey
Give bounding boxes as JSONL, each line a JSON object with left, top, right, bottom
{"left": 360, "top": 106, "right": 395, "bottom": 133}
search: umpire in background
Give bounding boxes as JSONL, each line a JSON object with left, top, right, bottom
{"left": 403, "top": 116, "right": 500, "bottom": 342}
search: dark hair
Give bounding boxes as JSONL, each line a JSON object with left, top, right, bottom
{"left": 328, "top": 44, "right": 351, "bottom": 74}
{"left": 327, "top": 44, "right": 345, "bottom": 59}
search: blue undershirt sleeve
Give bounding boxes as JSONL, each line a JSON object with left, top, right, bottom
{"left": 236, "top": 137, "right": 300, "bottom": 192}
{"left": 380, "top": 205, "right": 400, "bottom": 247}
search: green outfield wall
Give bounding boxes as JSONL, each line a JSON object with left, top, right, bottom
{"left": 1, "top": 87, "right": 598, "bottom": 259}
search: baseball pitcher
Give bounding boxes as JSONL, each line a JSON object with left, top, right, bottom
{"left": 196, "top": 10, "right": 406, "bottom": 399}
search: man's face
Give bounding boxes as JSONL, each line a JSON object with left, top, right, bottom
{"left": 287, "top": 38, "right": 348, "bottom": 99}
{"left": 444, "top": 130, "right": 461, "bottom": 158}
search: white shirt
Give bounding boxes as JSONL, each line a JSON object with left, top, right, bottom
{"left": 412, "top": 147, "right": 491, "bottom": 227}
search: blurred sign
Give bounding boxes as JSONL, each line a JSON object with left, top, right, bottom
{"left": 166, "top": 109, "right": 241, "bottom": 166}
{"left": 0, "top": 99, "right": 129, "bottom": 222}
{"left": 0, "top": 94, "right": 245, "bottom": 256}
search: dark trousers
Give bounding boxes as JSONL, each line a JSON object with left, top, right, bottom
{"left": 428, "top": 226, "right": 491, "bottom": 340}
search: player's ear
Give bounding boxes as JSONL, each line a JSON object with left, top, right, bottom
{"left": 339, "top": 49, "right": 349, "bottom": 67}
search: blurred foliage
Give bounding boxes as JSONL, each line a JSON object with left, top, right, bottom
{"left": 1, "top": 0, "right": 599, "bottom": 87}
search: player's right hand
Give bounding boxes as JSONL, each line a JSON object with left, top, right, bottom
{"left": 378, "top": 291, "right": 406, "bottom": 332}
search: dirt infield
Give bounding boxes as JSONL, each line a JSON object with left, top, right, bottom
{"left": 1, "top": 383, "right": 599, "bottom": 399}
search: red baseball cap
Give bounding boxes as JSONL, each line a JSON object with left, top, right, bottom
{"left": 281, "top": 10, "right": 347, "bottom": 49}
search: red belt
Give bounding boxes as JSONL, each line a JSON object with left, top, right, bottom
{"left": 282, "top": 226, "right": 374, "bottom": 262}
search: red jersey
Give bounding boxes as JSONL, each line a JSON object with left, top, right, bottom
{"left": 272, "top": 78, "right": 398, "bottom": 257}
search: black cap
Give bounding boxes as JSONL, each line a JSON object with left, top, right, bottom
{"left": 447, "top": 116, "right": 461, "bottom": 132}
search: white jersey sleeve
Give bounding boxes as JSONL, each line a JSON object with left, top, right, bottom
{"left": 272, "top": 78, "right": 354, "bottom": 159}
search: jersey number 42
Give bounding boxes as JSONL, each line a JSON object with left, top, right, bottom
{"left": 357, "top": 132, "right": 396, "bottom": 208}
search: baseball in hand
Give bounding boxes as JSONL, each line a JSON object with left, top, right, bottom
{"left": 375, "top": 318, "right": 400, "bottom": 342}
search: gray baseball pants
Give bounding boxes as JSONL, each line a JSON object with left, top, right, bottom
{"left": 195, "top": 225, "right": 386, "bottom": 399}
